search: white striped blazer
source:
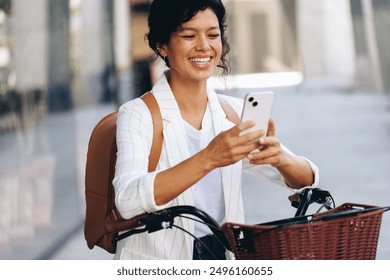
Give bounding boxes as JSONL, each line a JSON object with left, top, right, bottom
{"left": 113, "top": 72, "right": 319, "bottom": 260}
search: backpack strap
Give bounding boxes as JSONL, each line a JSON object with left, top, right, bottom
{"left": 141, "top": 92, "right": 240, "bottom": 172}
{"left": 140, "top": 92, "right": 163, "bottom": 172}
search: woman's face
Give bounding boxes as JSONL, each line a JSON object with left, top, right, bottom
{"left": 161, "top": 8, "right": 222, "bottom": 83}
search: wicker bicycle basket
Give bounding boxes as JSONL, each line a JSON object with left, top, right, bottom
{"left": 221, "top": 203, "right": 385, "bottom": 260}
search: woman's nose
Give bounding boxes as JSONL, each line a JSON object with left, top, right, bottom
{"left": 196, "top": 35, "right": 211, "bottom": 51}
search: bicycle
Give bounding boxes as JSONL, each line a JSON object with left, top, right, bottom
{"left": 111, "top": 188, "right": 390, "bottom": 260}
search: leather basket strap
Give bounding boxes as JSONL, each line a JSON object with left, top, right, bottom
{"left": 140, "top": 92, "right": 163, "bottom": 172}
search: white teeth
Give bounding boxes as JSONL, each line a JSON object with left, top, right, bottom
{"left": 190, "top": 57, "right": 210, "bottom": 64}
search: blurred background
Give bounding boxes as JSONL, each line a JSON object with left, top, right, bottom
{"left": 0, "top": 0, "right": 389, "bottom": 260}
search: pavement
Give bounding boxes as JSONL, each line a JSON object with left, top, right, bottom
{"left": 0, "top": 81, "right": 390, "bottom": 260}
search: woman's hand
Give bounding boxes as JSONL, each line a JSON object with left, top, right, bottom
{"left": 202, "top": 121, "right": 265, "bottom": 169}
{"left": 246, "top": 119, "right": 288, "bottom": 168}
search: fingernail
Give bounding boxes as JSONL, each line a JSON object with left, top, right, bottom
{"left": 247, "top": 154, "right": 253, "bottom": 159}
{"left": 259, "top": 138, "right": 264, "bottom": 144}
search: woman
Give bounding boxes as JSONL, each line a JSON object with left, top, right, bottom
{"left": 113, "top": 0, "right": 319, "bottom": 260}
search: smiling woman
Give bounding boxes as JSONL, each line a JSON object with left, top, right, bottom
{"left": 112, "top": 0, "right": 319, "bottom": 260}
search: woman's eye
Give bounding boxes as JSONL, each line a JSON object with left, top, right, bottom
{"left": 181, "top": 35, "right": 195, "bottom": 39}
{"left": 209, "top": 34, "right": 220, "bottom": 39}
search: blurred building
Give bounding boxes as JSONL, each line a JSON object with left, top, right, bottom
{"left": 0, "top": 0, "right": 389, "bottom": 259}
{"left": 1, "top": 0, "right": 388, "bottom": 123}
{"left": 221, "top": 0, "right": 389, "bottom": 92}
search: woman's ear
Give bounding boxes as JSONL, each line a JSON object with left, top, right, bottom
{"left": 156, "top": 45, "right": 167, "bottom": 57}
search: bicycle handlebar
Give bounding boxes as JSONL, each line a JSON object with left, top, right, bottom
{"left": 112, "top": 188, "right": 335, "bottom": 250}
{"left": 113, "top": 205, "right": 231, "bottom": 250}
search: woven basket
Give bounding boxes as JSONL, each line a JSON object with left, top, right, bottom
{"left": 222, "top": 203, "right": 385, "bottom": 260}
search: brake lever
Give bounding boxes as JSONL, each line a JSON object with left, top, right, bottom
{"left": 292, "top": 188, "right": 334, "bottom": 217}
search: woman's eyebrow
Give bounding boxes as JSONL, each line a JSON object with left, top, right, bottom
{"left": 177, "top": 26, "right": 220, "bottom": 32}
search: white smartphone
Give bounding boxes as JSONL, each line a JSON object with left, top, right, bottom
{"left": 240, "top": 92, "right": 274, "bottom": 138}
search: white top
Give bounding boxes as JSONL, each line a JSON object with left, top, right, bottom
{"left": 183, "top": 104, "right": 225, "bottom": 237}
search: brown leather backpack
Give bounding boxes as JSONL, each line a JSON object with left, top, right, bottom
{"left": 84, "top": 92, "right": 239, "bottom": 253}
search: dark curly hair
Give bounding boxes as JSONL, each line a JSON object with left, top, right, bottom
{"left": 146, "top": 0, "right": 231, "bottom": 75}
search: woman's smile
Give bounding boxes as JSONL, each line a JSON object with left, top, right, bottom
{"left": 189, "top": 56, "right": 212, "bottom": 68}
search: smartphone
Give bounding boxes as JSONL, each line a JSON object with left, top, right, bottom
{"left": 240, "top": 92, "right": 274, "bottom": 138}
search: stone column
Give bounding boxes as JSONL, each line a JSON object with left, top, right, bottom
{"left": 11, "top": 0, "right": 48, "bottom": 94}
{"left": 47, "top": 0, "right": 72, "bottom": 111}
{"left": 114, "top": 0, "right": 131, "bottom": 73}
{"left": 73, "top": 0, "right": 108, "bottom": 106}
{"left": 297, "top": 0, "right": 356, "bottom": 88}
{"left": 113, "top": 0, "right": 133, "bottom": 105}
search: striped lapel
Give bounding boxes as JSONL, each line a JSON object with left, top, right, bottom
{"left": 151, "top": 72, "right": 194, "bottom": 258}
{"left": 208, "top": 90, "right": 244, "bottom": 224}
{"left": 151, "top": 72, "right": 188, "bottom": 168}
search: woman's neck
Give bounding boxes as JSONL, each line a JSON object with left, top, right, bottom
{"left": 168, "top": 75, "right": 208, "bottom": 129}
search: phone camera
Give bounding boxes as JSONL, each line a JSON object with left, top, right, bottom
{"left": 248, "top": 96, "right": 258, "bottom": 106}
